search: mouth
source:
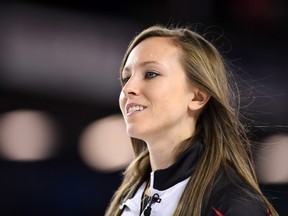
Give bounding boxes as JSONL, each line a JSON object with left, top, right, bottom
{"left": 126, "top": 105, "right": 146, "bottom": 115}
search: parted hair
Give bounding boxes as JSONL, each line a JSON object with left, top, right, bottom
{"left": 104, "top": 25, "right": 278, "bottom": 216}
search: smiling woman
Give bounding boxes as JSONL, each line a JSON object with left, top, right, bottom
{"left": 105, "top": 25, "right": 278, "bottom": 216}
{"left": 119, "top": 37, "right": 200, "bottom": 149}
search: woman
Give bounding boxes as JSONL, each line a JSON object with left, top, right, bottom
{"left": 105, "top": 25, "right": 278, "bottom": 216}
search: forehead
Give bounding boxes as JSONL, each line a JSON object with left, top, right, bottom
{"left": 124, "top": 37, "right": 182, "bottom": 69}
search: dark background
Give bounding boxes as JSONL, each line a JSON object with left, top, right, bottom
{"left": 0, "top": 0, "right": 287, "bottom": 215}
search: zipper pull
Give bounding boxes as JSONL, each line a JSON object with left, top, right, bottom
{"left": 143, "top": 193, "right": 161, "bottom": 216}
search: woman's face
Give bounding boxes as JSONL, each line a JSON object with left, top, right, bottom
{"left": 119, "top": 37, "right": 197, "bottom": 143}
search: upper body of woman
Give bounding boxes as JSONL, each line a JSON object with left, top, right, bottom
{"left": 104, "top": 25, "right": 278, "bottom": 216}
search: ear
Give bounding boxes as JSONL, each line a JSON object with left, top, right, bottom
{"left": 188, "top": 89, "right": 210, "bottom": 111}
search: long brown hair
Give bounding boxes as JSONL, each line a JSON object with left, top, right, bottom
{"left": 105, "top": 25, "right": 278, "bottom": 216}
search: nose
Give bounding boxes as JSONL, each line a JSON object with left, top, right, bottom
{"left": 121, "top": 77, "right": 140, "bottom": 97}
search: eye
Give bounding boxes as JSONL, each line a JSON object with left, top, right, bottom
{"left": 121, "top": 75, "right": 130, "bottom": 85}
{"left": 145, "top": 72, "right": 158, "bottom": 79}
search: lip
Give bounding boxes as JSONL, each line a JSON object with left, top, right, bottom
{"left": 125, "top": 102, "right": 147, "bottom": 115}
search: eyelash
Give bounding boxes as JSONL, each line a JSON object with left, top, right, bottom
{"left": 145, "top": 71, "right": 158, "bottom": 79}
{"left": 121, "top": 77, "right": 130, "bottom": 85}
{"left": 121, "top": 71, "right": 159, "bottom": 85}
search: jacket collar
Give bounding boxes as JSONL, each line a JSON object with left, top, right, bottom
{"left": 152, "top": 139, "right": 204, "bottom": 190}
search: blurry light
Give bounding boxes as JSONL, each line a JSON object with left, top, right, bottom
{"left": 79, "top": 114, "right": 134, "bottom": 172}
{"left": 0, "top": 3, "right": 139, "bottom": 104}
{"left": 256, "top": 134, "right": 288, "bottom": 184}
{"left": 0, "top": 110, "right": 58, "bottom": 161}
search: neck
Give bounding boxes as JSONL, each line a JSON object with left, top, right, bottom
{"left": 146, "top": 139, "right": 179, "bottom": 171}
{"left": 144, "top": 123, "right": 196, "bottom": 171}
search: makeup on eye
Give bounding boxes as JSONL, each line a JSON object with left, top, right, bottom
{"left": 121, "top": 70, "right": 159, "bottom": 85}
{"left": 121, "top": 76, "right": 130, "bottom": 85}
{"left": 144, "top": 71, "right": 159, "bottom": 79}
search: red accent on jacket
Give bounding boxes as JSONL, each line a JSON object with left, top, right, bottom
{"left": 212, "top": 207, "right": 224, "bottom": 216}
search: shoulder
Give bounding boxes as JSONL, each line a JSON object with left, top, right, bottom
{"left": 204, "top": 167, "right": 270, "bottom": 216}
{"left": 206, "top": 182, "right": 270, "bottom": 216}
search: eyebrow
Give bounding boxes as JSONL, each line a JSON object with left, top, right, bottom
{"left": 139, "top": 60, "right": 161, "bottom": 67}
{"left": 123, "top": 60, "right": 163, "bottom": 72}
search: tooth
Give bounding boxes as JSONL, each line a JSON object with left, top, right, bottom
{"left": 128, "top": 106, "right": 144, "bottom": 113}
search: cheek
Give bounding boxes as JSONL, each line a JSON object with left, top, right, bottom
{"left": 119, "top": 92, "right": 126, "bottom": 114}
{"left": 160, "top": 89, "right": 190, "bottom": 113}
{"left": 158, "top": 85, "right": 186, "bottom": 104}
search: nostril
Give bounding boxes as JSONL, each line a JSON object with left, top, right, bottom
{"left": 123, "top": 86, "right": 138, "bottom": 96}
{"left": 121, "top": 88, "right": 136, "bottom": 97}
{"left": 128, "top": 91, "right": 137, "bottom": 95}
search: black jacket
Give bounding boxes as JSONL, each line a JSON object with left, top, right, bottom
{"left": 120, "top": 140, "right": 271, "bottom": 216}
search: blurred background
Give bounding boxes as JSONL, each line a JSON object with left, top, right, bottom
{"left": 0, "top": 0, "right": 287, "bottom": 215}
